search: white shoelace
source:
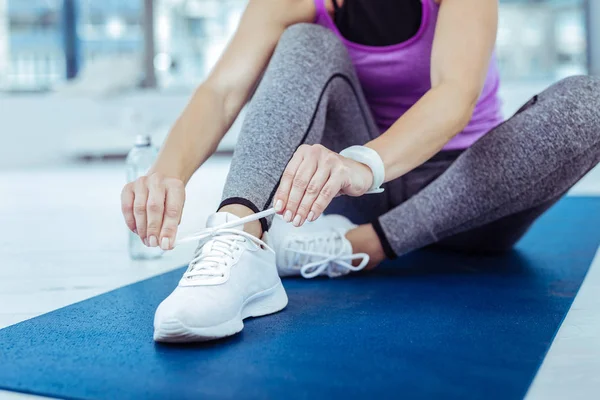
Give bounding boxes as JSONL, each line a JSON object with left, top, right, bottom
{"left": 174, "top": 208, "right": 369, "bottom": 280}
{"left": 176, "top": 209, "right": 276, "bottom": 280}
{"left": 284, "top": 231, "right": 370, "bottom": 279}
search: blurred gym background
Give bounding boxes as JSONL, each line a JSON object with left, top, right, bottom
{"left": 0, "top": 0, "right": 594, "bottom": 169}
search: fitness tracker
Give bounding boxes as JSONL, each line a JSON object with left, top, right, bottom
{"left": 339, "top": 145, "right": 385, "bottom": 194}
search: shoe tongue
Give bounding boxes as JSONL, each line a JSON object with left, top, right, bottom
{"left": 192, "top": 212, "right": 243, "bottom": 262}
{"left": 206, "top": 212, "right": 243, "bottom": 231}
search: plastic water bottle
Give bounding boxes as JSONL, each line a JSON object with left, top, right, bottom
{"left": 126, "top": 134, "right": 163, "bottom": 260}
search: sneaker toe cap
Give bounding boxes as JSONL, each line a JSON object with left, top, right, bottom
{"left": 154, "top": 286, "right": 240, "bottom": 329}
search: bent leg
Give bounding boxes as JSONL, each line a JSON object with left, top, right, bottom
{"left": 219, "top": 23, "right": 387, "bottom": 233}
{"left": 374, "top": 75, "right": 600, "bottom": 258}
{"left": 434, "top": 197, "right": 560, "bottom": 254}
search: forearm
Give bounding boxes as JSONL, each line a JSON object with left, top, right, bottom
{"left": 147, "top": 0, "right": 316, "bottom": 184}
{"left": 366, "top": 83, "right": 476, "bottom": 182}
{"left": 149, "top": 85, "right": 231, "bottom": 184}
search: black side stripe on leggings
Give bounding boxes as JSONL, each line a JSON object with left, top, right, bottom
{"left": 261, "top": 73, "right": 377, "bottom": 216}
{"left": 371, "top": 218, "right": 398, "bottom": 259}
{"left": 219, "top": 197, "right": 269, "bottom": 234}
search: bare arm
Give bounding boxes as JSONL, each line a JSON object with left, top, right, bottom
{"left": 272, "top": 0, "right": 499, "bottom": 227}
{"left": 149, "top": 0, "right": 315, "bottom": 184}
{"left": 122, "top": 0, "right": 314, "bottom": 250}
{"left": 367, "top": 0, "right": 498, "bottom": 181}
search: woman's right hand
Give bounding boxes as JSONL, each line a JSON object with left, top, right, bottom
{"left": 121, "top": 172, "right": 185, "bottom": 251}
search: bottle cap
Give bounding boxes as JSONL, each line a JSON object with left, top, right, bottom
{"left": 134, "top": 134, "right": 151, "bottom": 147}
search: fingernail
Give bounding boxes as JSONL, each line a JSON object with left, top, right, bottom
{"left": 161, "top": 237, "right": 170, "bottom": 250}
{"left": 133, "top": 229, "right": 137, "bottom": 234}
{"left": 143, "top": 238, "right": 149, "bottom": 246}
{"left": 308, "top": 211, "right": 315, "bottom": 222}
{"left": 149, "top": 236, "right": 158, "bottom": 247}
{"left": 274, "top": 200, "right": 283, "bottom": 212}
{"left": 284, "top": 210, "right": 292, "bottom": 222}
{"left": 293, "top": 214, "right": 301, "bottom": 226}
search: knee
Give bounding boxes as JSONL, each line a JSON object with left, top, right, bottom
{"left": 540, "top": 75, "right": 600, "bottom": 137}
{"left": 277, "top": 23, "right": 348, "bottom": 63}
{"left": 553, "top": 74, "right": 600, "bottom": 92}
{"left": 546, "top": 75, "right": 600, "bottom": 113}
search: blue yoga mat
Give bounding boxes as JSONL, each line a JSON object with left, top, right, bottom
{"left": 1, "top": 197, "right": 599, "bottom": 400}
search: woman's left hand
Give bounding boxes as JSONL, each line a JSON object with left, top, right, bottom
{"left": 273, "top": 144, "right": 373, "bottom": 227}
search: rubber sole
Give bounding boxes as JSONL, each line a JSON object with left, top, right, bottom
{"left": 153, "top": 281, "right": 288, "bottom": 343}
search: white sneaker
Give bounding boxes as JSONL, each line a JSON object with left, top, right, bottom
{"left": 266, "top": 214, "right": 369, "bottom": 279}
{"left": 153, "top": 212, "right": 288, "bottom": 343}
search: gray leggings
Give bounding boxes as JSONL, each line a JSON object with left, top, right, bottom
{"left": 221, "top": 23, "right": 600, "bottom": 258}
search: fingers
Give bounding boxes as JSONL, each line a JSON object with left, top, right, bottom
{"left": 159, "top": 180, "right": 185, "bottom": 250}
{"left": 121, "top": 183, "right": 136, "bottom": 233}
{"left": 133, "top": 177, "right": 149, "bottom": 245}
{"left": 311, "top": 170, "right": 344, "bottom": 221}
{"left": 274, "top": 144, "right": 344, "bottom": 227}
{"left": 294, "top": 166, "right": 330, "bottom": 225}
{"left": 273, "top": 146, "right": 305, "bottom": 214}
{"left": 145, "top": 175, "right": 166, "bottom": 248}
{"left": 284, "top": 157, "right": 317, "bottom": 225}
{"left": 121, "top": 173, "right": 186, "bottom": 250}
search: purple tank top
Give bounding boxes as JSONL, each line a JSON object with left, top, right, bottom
{"left": 314, "top": 0, "right": 504, "bottom": 150}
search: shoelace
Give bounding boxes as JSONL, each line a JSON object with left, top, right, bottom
{"left": 175, "top": 209, "right": 276, "bottom": 280}
{"left": 174, "top": 208, "right": 369, "bottom": 280}
{"left": 284, "top": 230, "right": 370, "bottom": 279}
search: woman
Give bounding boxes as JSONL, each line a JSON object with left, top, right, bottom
{"left": 121, "top": 0, "right": 600, "bottom": 343}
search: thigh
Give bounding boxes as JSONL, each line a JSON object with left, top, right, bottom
{"left": 326, "top": 150, "right": 462, "bottom": 225}
{"left": 389, "top": 150, "right": 464, "bottom": 207}
{"left": 433, "top": 196, "right": 561, "bottom": 254}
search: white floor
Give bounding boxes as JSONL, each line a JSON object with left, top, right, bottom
{"left": 0, "top": 159, "right": 599, "bottom": 400}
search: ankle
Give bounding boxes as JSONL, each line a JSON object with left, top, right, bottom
{"left": 345, "top": 224, "right": 386, "bottom": 270}
{"left": 218, "top": 204, "right": 264, "bottom": 238}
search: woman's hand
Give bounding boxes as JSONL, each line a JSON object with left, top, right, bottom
{"left": 121, "top": 173, "right": 185, "bottom": 250}
{"left": 273, "top": 144, "right": 373, "bottom": 227}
